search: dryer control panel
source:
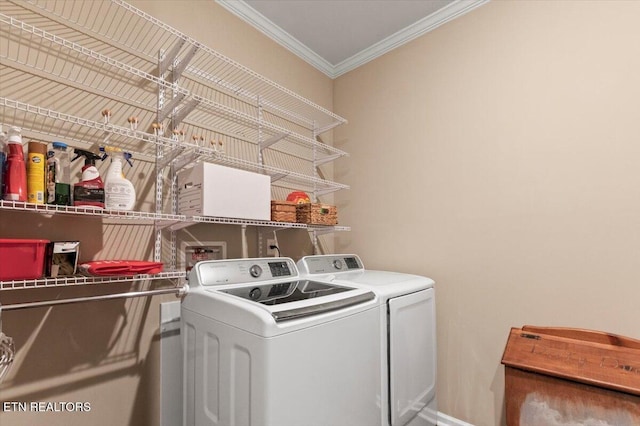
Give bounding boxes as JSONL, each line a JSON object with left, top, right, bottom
{"left": 190, "top": 257, "right": 298, "bottom": 286}
{"left": 297, "top": 254, "right": 364, "bottom": 275}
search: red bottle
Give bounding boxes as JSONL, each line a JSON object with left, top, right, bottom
{"left": 3, "top": 126, "right": 27, "bottom": 202}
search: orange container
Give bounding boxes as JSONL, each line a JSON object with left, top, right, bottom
{"left": 0, "top": 239, "right": 50, "bottom": 280}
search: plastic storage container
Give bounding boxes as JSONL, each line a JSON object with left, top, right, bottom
{"left": 0, "top": 239, "right": 50, "bottom": 280}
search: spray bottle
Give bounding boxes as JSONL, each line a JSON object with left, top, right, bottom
{"left": 103, "top": 147, "right": 136, "bottom": 211}
{"left": 72, "top": 149, "right": 104, "bottom": 208}
{"left": 3, "top": 126, "right": 27, "bottom": 202}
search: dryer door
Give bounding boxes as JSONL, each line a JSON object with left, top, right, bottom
{"left": 389, "top": 288, "right": 436, "bottom": 426}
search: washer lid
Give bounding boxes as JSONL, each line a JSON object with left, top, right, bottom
{"left": 219, "top": 280, "right": 375, "bottom": 322}
{"left": 183, "top": 284, "right": 378, "bottom": 335}
{"left": 184, "top": 258, "right": 379, "bottom": 334}
{"left": 297, "top": 255, "right": 434, "bottom": 300}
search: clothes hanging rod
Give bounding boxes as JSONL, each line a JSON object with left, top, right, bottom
{"left": 1, "top": 285, "right": 188, "bottom": 311}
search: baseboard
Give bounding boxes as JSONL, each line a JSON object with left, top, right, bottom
{"left": 437, "top": 411, "right": 475, "bottom": 426}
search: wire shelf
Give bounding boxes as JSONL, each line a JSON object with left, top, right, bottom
{"left": 0, "top": 200, "right": 185, "bottom": 225}
{"left": 0, "top": 201, "right": 351, "bottom": 234}
{"left": 106, "top": 0, "right": 346, "bottom": 131}
{"left": 192, "top": 216, "right": 309, "bottom": 228}
{"left": 0, "top": 271, "right": 186, "bottom": 291}
{"left": 0, "top": 0, "right": 351, "bottom": 291}
{"left": 0, "top": 97, "right": 178, "bottom": 159}
{"left": 0, "top": 97, "right": 349, "bottom": 193}
{"left": 178, "top": 147, "right": 349, "bottom": 194}
{"left": 310, "top": 225, "right": 351, "bottom": 232}
{"left": 0, "top": 0, "right": 347, "bottom": 160}
{"left": 170, "top": 216, "right": 351, "bottom": 233}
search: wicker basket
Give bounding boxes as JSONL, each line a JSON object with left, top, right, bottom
{"left": 271, "top": 201, "right": 298, "bottom": 222}
{"left": 296, "top": 203, "right": 338, "bottom": 225}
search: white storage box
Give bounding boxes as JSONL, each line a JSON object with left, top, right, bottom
{"left": 177, "top": 162, "right": 271, "bottom": 220}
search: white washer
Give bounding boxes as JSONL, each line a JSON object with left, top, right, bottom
{"left": 182, "top": 257, "right": 383, "bottom": 426}
{"left": 297, "top": 254, "right": 437, "bottom": 426}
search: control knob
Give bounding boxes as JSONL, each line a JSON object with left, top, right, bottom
{"left": 249, "top": 264, "right": 262, "bottom": 278}
{"left": 249, "top": 287, "right": 262, "bottom": 300}
{"left": 333, "top": 259, "right": 343, "bottom": 270}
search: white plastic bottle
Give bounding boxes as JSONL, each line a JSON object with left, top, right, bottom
{"left": 104, "top": 151, "right": 136, "bottom": 211}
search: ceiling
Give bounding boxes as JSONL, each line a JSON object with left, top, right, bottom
{"left": 216, "top": 0, "right": 488, "bottom": 78}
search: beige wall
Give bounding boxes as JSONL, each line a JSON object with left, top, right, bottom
{"left": 334, "top": 1, "right": 640, "bottom": 425}
{"left": 6, "top": 1, "right": 640, "bottom": 425}
{"left": 0, "top": 1, "right": 333, "bottom": 425}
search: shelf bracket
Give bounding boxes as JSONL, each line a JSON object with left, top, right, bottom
{"left": 159, "top": 39, "right": 187, "bottom": 76}
{"left": 171, "top": 44, "right": 200, "bottom": 83}
{"left": 308, "top": 227, "right": 336, "bottom": 237}
{"left": 158, "top": 146, "right": 187, "bottom": 170}
{"left": 156, "top": 219, "right": 188, "bottom": 231}
{"left": 172, "top": 98, "right": 201, "bottom": 128}
{"left": 314, "top": 187, "right": 343, "bottom": 197}
{"left": 173, "top": 151, "right": 200, "bottom": 172}
{"left": 167, "top": 221, "right": 196, "bottom": 232}
{"left": 259, "top": 132, "right": 289, "bottom": 151}
{"left": 268, "top": 172, "right": 289, "bottom": 183}
{"left": 158, "top": 92, "right": 187, "bottom": 123}
{"left": 315, "top": 152, "right": 344, "bottom": 166}
{"left": 315, "top": 120, "right": 344, "bottom": 135}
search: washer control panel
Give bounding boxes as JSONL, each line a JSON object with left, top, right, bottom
{"left": 297, "top": 255, "right": 364, "bottom": 275}
{"left": 192, "top": 257, "right": 298, "bottom": 286}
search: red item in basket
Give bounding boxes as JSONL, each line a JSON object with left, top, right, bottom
{"left": 78, "top": 260, "right": 164, "bottom": 276}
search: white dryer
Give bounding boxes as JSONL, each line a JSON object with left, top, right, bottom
{"left": 182, "top": 257, "right": 383, "bottom": 426}
{"left": 297, "top": 254, "right": 437, "bottom": 426}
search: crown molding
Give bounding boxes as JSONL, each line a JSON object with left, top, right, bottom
{"left": 332, "top": 0, "right": 490, "bottom": 78}
{"left": 216, "top": 0, "right": 335, "bottom": 76}
{"left": 216, "top": 0, "right": 489, "bottom": 79}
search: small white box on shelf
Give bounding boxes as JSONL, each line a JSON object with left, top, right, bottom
{"left": 177, "top": 162, "right": 271, "bottom": 220}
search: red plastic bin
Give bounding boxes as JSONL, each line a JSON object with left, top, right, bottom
{"left": 0, "top": 239, "right": 50, "bottom": 280}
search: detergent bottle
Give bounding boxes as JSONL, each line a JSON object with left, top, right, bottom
{"left": 72, "top": 149, "right": 104, "bottom": 208}
{"left": 104, "top": 148, "right": 136, "bottom": 211}
{"left": 3, "top": 126, "right": 27, "bottom": 202}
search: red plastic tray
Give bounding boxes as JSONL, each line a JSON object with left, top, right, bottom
{"left": 0, "top": 239, "right": 50, "bottom": 280}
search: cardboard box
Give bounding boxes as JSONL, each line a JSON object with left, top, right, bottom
{"left": 177, "top": 162, "right": 271, "bottom": 220}
{"left": 46, "top": 241, "right": 80, "bottom": 277}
